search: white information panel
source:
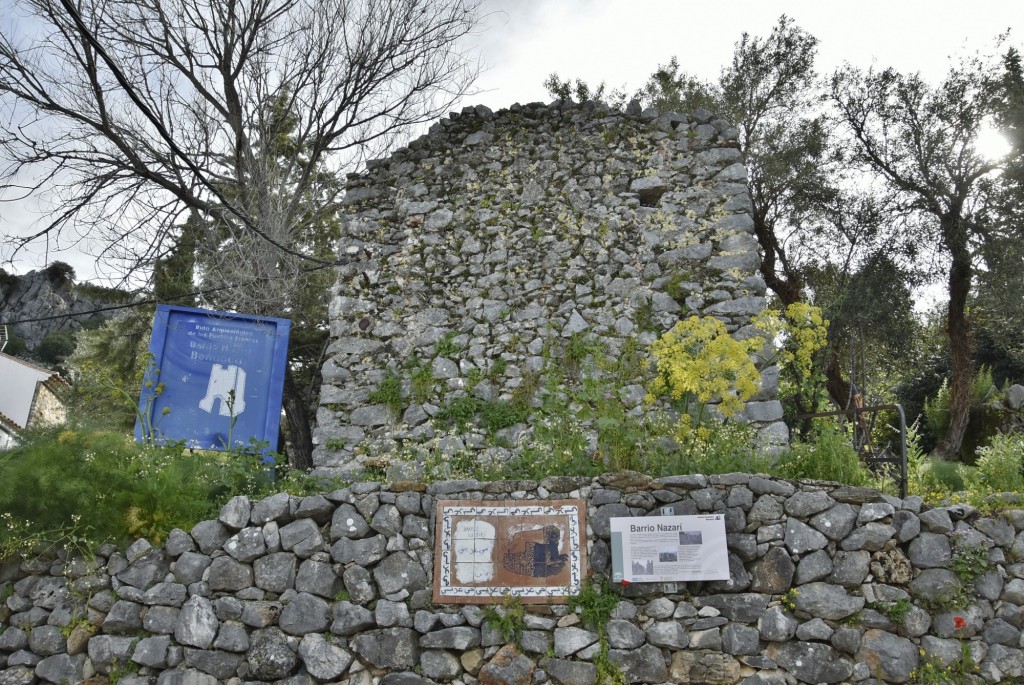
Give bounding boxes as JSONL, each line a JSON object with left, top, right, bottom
{"left": 610, "top": 515, "right": 730, "bottom": 583}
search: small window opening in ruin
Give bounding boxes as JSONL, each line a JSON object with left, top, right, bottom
{"left": 637, "top": 187, "right": 666, "bottom": 207}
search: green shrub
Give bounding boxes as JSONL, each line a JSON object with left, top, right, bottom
{"left": 36, "top": 330, "right": 77, "bottom": 368}
{"left": 927, "top": 459, "right": 967, "bottom": 492}
{"left": 960, "top": 432, "right": 1024, "bottom": 495}
{"left": 775, "top": 424, "right": 874, "bottom": 486}
{"left": 0, "top": 426, "right": 273, "bottom": 558}
{"left": 907, "top": 420, "right": 964, "bottom": 503}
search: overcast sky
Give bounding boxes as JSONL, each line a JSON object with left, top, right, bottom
{"left": 1, "top": 0, "right": 1019, "bottom": 282}
{"left": 460, "top": 0, "right": 1018, "bottom": 111}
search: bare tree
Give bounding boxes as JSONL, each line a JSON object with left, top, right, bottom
{"left": 0, "top": 0, "right": 482, "bottom": 467}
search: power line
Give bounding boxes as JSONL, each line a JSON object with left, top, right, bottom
{"left": 0, "top": 263, "right": 339, "bottom": 326}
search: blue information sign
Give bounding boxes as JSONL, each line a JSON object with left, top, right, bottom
{"left": 135, "top": 305, "right": 291, "bottom": 457}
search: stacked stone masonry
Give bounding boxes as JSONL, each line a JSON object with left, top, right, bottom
{"left": 315, "top": 100, "right": 783, "bottom": 479}
{"left": 3, "top": 473, "right": 1024, "bottom": 685}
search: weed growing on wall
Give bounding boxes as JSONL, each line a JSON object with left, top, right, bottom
{"left": 383, "top": 306, "right": 895, "bottom": 489}
{"left": 369, "top": 372, "right": 405, "bottom": 417}
{"left": 948, "top": 533, "right": 992, "bottom": 586}
{"left": 780, "top": 588, "right": 799, "bottom": 612}
{"left": 568, "top": 578, "right": 625, "bottom": 685}
{"left": 483, "top": 594, "right": 526, "bottom": 646}
{"left": 869, "top": 598, "right": 913, "bottom": 624}
{"left": 909, "top": 641, "right": 978, "bottom": 685}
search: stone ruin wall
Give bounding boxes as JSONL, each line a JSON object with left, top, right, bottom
{"left": 314, "top": 101, "right": 785, "bottom": 479}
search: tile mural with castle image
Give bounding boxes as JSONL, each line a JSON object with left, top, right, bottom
{"left": 432, "top": 500, "right": 586, "bottom": 604}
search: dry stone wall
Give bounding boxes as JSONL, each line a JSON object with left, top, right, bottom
{"left": 315, "top": 101, "right": 783, "bottom": 479}
{"left": 3, "top": 474, "right": 1024, "bottom": 685}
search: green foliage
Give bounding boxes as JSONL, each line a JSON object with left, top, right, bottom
{"left": 634, "top": 302, "right": 655, "bottom": 333}
{"left": 948, "top": 534, "right": 992, "bottom": 585}
{"left": 0, "top": 425, "right": 277, "bottom": 558}
{"left": 41, "top": 261, "right": 75, "bottom": 287}
{"left": 154, "top": 213, "right": 201, "bottom": 306}
{"left": 907, "top": 421, "right": 968, "bottom": 505}
{"left": 409, "top": 359, "right": 435, "bottom": 404}
{"left": 960, "top": 432, "right": 1024, "bottom": 495}
{"left": 924, "top": 367, "right": 1005, "bottom": 461}
{"left": 482, "top": 414, "right": 594, "bottom": 481}
{"left": 674, "top": 418, "right": 771, "bottom": 477}
{"left": 421, "top": 449, "right": 480, "bottom": 483}
{"left": 810, "top": 250, "right": 919, "bottom": 363}
{"left": 76, "top": 281, "right": 133, "bottom": 303}
{"left": 369, "top": 372, "right": 405, "bottom": 418}
{"left": 482, "top": 595, "right": 525, "bottom": 645}
{"left": 435, "top": 396, "right": 481, "bottom": 430}
{"left": 780, "top": 588, "right": 799, "bottom": 612}
{"left": 568, "top": 577, "right": 620, "bottom": 629}
{"left": 35, "top": 330, "right": 77, "bottom": 368}
{"left": 136, "top": 355, "right": 170, "bottom": 444}
{"left": 412, "top": 332, "right": 777, "bottom": 483}
{"left": 435, "top": 396, "right": 530, "bottom": 434}
{"left": 569, "top": 578, "right": 625, "bottom": 685}
{"left": 637, "top": 56, "right": 719, "bottom": 114}
{"left": 562, "top": 334, "right": 603, "bottom": 380}
{"left": 0, "top": 266, "right": 18, "bottom": 293}
{"left": 65, "top": 310, "right": 154, "bottom": 431}
{"left": 436, "top": 332, "right": 461, "bottom": 358}
{"left": 910, "top": 640, "right": 978, "bottom": 684}
{"left": 543, "top": 74, "right": 628, "bottom": 108}
{"left": 870, "top": 598, "right": 912, "bottom": 624}
{"left": 478, "top": 400, "right": 531, "bottom": 433}
{"left": 59, "top": 616, "right": 96, "bottom": 640}
{"left": 775, "top": 424, "right": 876, "bottom": 486}
{"left": 833, "top": 48, "right": 1021, "bottom": 459}
{"left": 755, "top": 303, "right": 831, "bottom": 421}
{"left": 107, "top": 658, "right": 140, "bottom": 685}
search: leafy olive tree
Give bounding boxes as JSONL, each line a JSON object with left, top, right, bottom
{"left": 831, "top": 49, "right": 1023, "bottom": 459}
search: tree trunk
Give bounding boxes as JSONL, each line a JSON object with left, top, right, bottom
{"left": 283, "top": 366, "right": 314, "bottom": 471}
{"left": 824, "top": 353, "right": 852, "bottom": 410}
{"left": 933, "top": 226, "right": 975, "bottom": 460}
{"left": 753, "top": 215, "right": 853, "bottom": 421}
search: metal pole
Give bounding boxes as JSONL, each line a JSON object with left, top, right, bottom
{"left": 789, "top": 404, "right": 908, "bottom": 498}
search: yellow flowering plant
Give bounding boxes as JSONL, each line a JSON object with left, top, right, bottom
{"left": 646, "top": 315, "right": 763, "bottom": 418}
{"left": 646, "top": 304, "right": 829, "bottom": 424}
{"left": 753, "top": 302, "right": 829, "bottom": 384}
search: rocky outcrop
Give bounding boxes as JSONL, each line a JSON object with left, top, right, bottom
{"left": 0, "top": 267, "right": 118, "bottom": 352}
